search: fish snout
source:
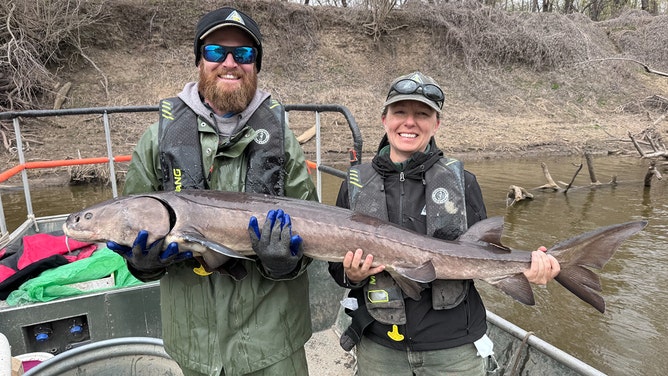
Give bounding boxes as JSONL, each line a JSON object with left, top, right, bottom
{"left": 65, "top": 211, "right": 87, "bottom": 228}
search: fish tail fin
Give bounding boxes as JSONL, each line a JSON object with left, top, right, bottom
{"left": 549, "top": 220, "right": 647, "bottom": 313}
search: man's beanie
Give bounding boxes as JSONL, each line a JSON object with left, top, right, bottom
{"left": 194, "top": 7, "right": 263, "bottom": 72}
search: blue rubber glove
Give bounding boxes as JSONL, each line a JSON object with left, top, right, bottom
{"left": 248, "top": 209, "right": 304, "bottom": 278}
{"left": 107, "top": 230, "right": 192, "bottom": 273}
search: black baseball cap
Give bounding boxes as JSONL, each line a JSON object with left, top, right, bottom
{"left": 194, "top": 7, "right": 263, "bottom": 71}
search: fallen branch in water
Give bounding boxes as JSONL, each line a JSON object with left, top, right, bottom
{"left": 536, "top": 162, "right": 561, "bottom": 191}
{"left": 563, "top": 162, "right": 583, "bottom": 193}
{"left": 508, "top": 152, "right": 619, "bottom": 203}
{"left": 506, "top": 185, "right": 534, "bottom": 207}
{"left": 644, "top": 160, "right": 663, "bottom": 187}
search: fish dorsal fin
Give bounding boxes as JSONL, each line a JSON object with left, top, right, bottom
{"left": 458, "top": 216, "right": 508, "bottom": 250}
{"left": 485, "top": 273, "right": 535, "bottom": 306}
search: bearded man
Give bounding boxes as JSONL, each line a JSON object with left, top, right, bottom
{"left": 114, "top": 7, "right": 318, "bottom": 376}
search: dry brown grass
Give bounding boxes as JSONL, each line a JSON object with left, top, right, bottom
{"left": 1, "top": 0, "right": 666, "bottom": 186}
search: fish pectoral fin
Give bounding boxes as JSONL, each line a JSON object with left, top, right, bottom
{"left": 387, "top": 271, "right": 424, "bottom": 301}
{"left": 389, "top": 261, "right": 436, "bottom": 301}
{"left": 206, "top": 242, "right": 252, "bottom": 260}
{"left": 485, "top": 273, "right": 535, "bottom": 306}
{"left": 181, "top": 233, "right": 252, "bottom": 260}
{"left": 394, "top": 261, "right": 436, "bottom": 283}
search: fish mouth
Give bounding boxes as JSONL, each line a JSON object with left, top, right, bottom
{"left": 63, "top": 209, "right": 104, "bottom": 240}
{"left": 62, "top": 219, "right": 99, "bottom": 241}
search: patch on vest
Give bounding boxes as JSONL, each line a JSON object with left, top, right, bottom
{"left": 431, "top": 187, "right": 450, "bottom": 204}
{"left": 254, "top": 129, "right": 270, "bottom": 144}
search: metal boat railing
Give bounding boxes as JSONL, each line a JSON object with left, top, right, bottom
{"left": 0, "top": 104, "right": 362, "bottom": 248}
{"left": 0, "top": 105, "right": 608, "bottom": 375}
{"left": 485, "top": 310, "right": 606, "bottom": 376}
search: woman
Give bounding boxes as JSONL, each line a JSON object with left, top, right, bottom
{"left": 329, "top": 71, "right": 559, "bottom": 375}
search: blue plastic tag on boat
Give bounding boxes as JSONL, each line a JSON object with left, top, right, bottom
{"left": 474, "top": 334, "right": 494, "bottom": 358}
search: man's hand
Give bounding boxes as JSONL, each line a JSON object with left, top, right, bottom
{"left": 107, "top": 230, "right": 192, "bottom": 273}
{"left": 248, "top": 209, "right": 303, "bottom": 278}
{"left": 343, "top": 248, "right": 385, "bottom": 284}
{"left": 523, "top": 246, "right": 560, "bottom": 285}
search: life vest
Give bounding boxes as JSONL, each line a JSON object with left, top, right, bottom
{"left": 347, "top": 158, "right": 470, "bottom": 325}
{"left": 158, "top": 97, "right": 286, "bottom": 195}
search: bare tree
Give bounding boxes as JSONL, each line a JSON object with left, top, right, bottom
{"left": 363, "top": 0, "right": 399, "bottom": 41}
{"left": 563, "top": 0, "right": 576, "bottom": 13}
{"left": 0, "top": 0, "right": 104, "bottom": 111}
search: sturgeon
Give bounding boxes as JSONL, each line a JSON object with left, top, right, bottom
{"left": 63, "top": 190, "right": 647, "bottom": 313}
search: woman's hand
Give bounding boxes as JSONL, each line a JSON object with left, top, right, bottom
{"left": 523, "top": 246, "right": 560, "bottom": 285}
{"left": 343, "top": 248, "right": 385, "bottom": 284}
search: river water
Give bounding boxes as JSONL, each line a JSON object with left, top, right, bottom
{"left": 467, "top": 155, "right": 667, "bottom": 376}
{"left": 2, "top": 154, "right": 666, "bottom": 375}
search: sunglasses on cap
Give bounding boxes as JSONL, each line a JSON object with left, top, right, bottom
{"left": 201, "top": 45, "right": 258, "bottom": 64}
{"left": 386, "top": 79, "right": 445, "bottom": 109}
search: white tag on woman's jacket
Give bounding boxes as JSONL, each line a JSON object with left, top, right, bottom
{"left": 341, "top": 297, "right": 358, "bottom": 311}
{"left": 474, "top": 334, "right": 494, "bottom": 358}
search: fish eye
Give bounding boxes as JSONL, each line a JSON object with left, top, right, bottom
{"left": 85, "top": 213, "right": 93, "bottom": 220}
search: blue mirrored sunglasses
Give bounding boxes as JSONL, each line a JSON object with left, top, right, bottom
{"left": 387, "top": 79, "right": 444, "bottom": 109}
{"left": 201, "top": 45, "right": 257, "bottom": 64}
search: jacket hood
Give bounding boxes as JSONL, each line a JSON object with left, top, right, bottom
{"left": 177, "top": 82, "right": 270, "bottom": 136}
{"left": 177, "top": 82, "right": 212, "bottom": 119}
{"left": 372, "top": 135, "right": 444, "bottom": 181}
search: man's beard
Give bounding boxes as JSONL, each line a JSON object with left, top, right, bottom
{"left": 199, "top": 68, "right": 257, "bottom": 114}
